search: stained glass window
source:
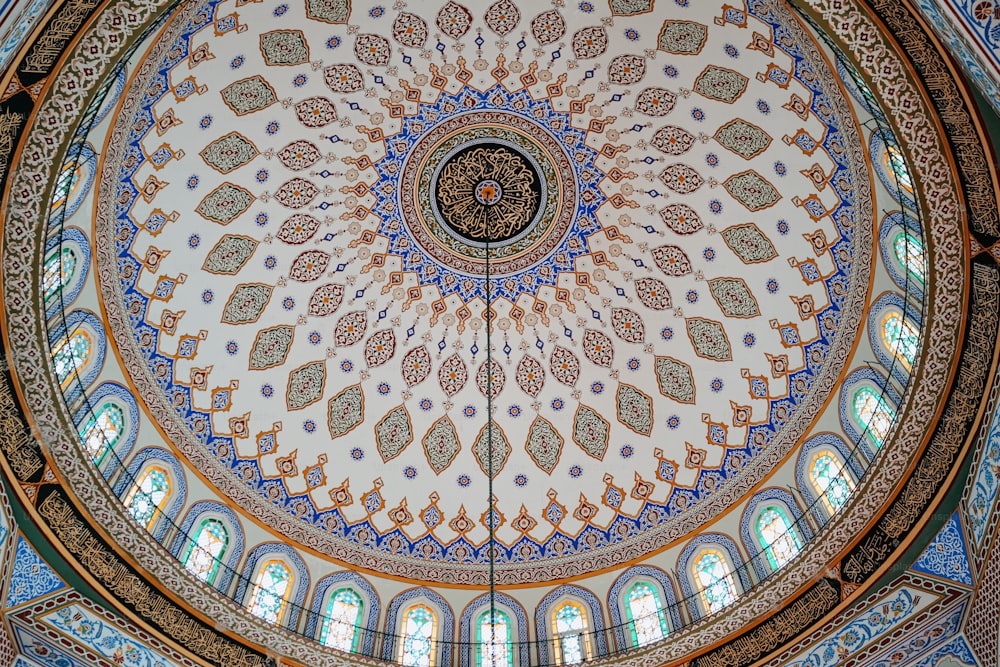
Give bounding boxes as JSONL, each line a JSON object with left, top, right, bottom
{"left": 882, "top": 312, "right": 919, "bottom": 370}
{"left": 181, "top": 518, "right": 228, "bottom": 584}
{"left": 43, "top": 247, "right": 77, "bottom": 303}
{"left": 320, "top": 588, "right": 363, "bottom": 652}
{"left": 852, "top": 386, "right": 896, "bottom": 448}
{"left": 625, "top": 582, "right": 668, "bottom": 646}
{"left": 53, "top": 328, "right": 92, "bottom": 387}
{"left": 476, "top": 610, "right": 512, "bottom": 667}
{"left": 246, "top": 559, "right": 292, "bottom": 625}
{"left": 123, "top": 465, "right": 170, "bottom": 530}
{"left": 755, "top": 507, "right": 802, "bottom": 570}
{"left": 893, "top": 231, "right": 925, "bottom": 284}
{"left": 552, "top": 601, "right": 590, "bottom": 665}
{"left": 399, "top": 604, "right": 436, "bottom": 667}
{"left": 694, "top": 550, "right": 737, "bottom": 614}
{"left": 884, "top": 144, "right": 914, "bottom": 195}
{"left": 810, "top": 452, "right": 855, "bottom": 514}
{"left": 78, "top": 401, "right": 124, "bottom": 464}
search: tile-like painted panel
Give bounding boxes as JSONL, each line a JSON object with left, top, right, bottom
{"left": 4, "top": 535, "right": 65, "bottom": 608}
{"left": 912, "top": 512, "right": 975, "bottom": 587}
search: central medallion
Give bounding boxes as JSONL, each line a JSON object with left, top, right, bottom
{"left": 395, "top": 106, "right": 583, "bottom": 280}
{"left": 432, "top": 141, "right": 543, "bottom": 245}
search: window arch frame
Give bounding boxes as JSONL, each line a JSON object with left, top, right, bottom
{"left": 878, "top": 210, "right": 925, "bottom": 299}
{"left": 73, "top": 382, "right": 138, "bottom": 477}
{"left": 122, "top": 463, "right": 172, "bottom": 530}
{"left": 533, "top": 585, "right": 607, "bottom": 666}
{"left": 607, "top": 566, "right": 682, "bottom": 651}
{"left": 839, "top": 368, "right": 901, "bottom": 460}
{"left": 459, "top": 592, "right": 529, "bottom": 667}
{"left": 47, "top": 310, "right": 106, "bottom": 404}
{"left": 308, "top": 571, "right": 380, "bottom": 657}
{"left": 245, "top": 558, "right": 295, "bottom": 626}
{"left": 43, "top": 228, "right": 91, "bottom": 321}
{"left": 740, "top": 489, "right": 812, "bottom": 578}
{"left": 677, "top": 535, "right": 751, "bottom": 622}
{"left": 234, "top": 543, "right": 310, "bottom": 630}
{"left": 111, "top": 447, "right": 186, "bottom": 542}
{"left": 171, "top": 501, "right": 245, "bottom": 594}
{"left": 180, "top": 517, "right": 230, "bottom": 586}
{"left": 623, "top": 581, "right": 669, "bottom": 648}
{"left": 382, "top": 588, "right": 454, "bottom": 667}
{"left": 867, "top": 291, "right": 923, "bottom": 386}
{"left": 795, "top": 433, "right": 865, "bottom": 523}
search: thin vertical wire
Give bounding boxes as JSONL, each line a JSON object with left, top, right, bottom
{"left": 484, "top": 202, "right": 498, "bottom": 666}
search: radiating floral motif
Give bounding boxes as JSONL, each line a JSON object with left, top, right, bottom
{"left": 277, "top": 213, "right": 322, "bottom": 243}
{"left": 485, "top": 0, "right": 520, "bottom": 35}
{"left": 436, "top": 1, "right": 473, "bottom": 39}
{"left": 402, "top": 346, "right": 432, "bottom": 387}
{"left": 323, "top": 63, "right": 364, "bottom": 92}
{"left": 277, "top": 140, "right": 323, "bottom": 171}
{"left": 423, "top": 415, "right": 461, "bottom": 473}
{"left": 294, "top": 97, "right": 338, "bottom": 128}
{"left": 334, "top": 311, "right": 368, "bottom": 346}
{"left": 582, "top": 329, "right": 614, "bottom": 368}
{"left": 392, "top": 12, "right": 428, "bottom": 47}
{"left": 549, "top": 346, "right": 581, "bottom": 386}
{"left": 532, "top": 9, "right": 566, "bottom": 45}
{"left": 354, "top": 33, "right": 391, "bottom": 66}
{"left": 635, "top": 87, "right": 677, "bottom": 116}
{"left": 364, "top": 330, "right": 396, "bottom": 367}
{"left": 376, "top": 405, "right": 413, "bottom": 462}
{"left": 526, "top": 416, "right": 563, "bottom": 473}
{"left": 306, "top": 283, "right": 345, "bottom": 317}
{"left": 327, "top": 384, "right": 364, "bottom": 436}
{"left": 571, "top": 25, "right": 606, "bottom": 58}
{"left": 476, "top": 358, "right": 505, "bottom": 398}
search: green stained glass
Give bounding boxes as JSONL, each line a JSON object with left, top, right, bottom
{"left": 755, "top": 507, "right": 802, "bottom": 570}
{"left": 553, "top": 602, "right": 589, "bottom": 665}
{"left": 79, "top": 402, "right": 124, "bottom": 464}
{"left": 124, "top": 466, "right": 170, "bottom": 529}
{"left": 43, "top": 247, "right": 77, "bottom": 303}
{"left": 853, "top": 386, "right": 896, "bottom": 448}
{"left": 400, "top": 604, "right": 435, "bottom": 667}
{"left": 625, "top": 582, "right": 667, "bottom": 646}
{"left": 182, "top": 518, "right": 228, "bottom": 584}
{"left": 247, "top": 560, "right": 292, "bottom": 625}
{"left": 893, "top": 231, "right": 925, "bottom": 284}
{"left": 321, "top": 588, "right": 363, "bottom": 652}
{"left": 695, "top": 551, "right": 737, "bottom": 614}
{"left": 885, "top": 144, "right": 914, "bottom": 193}
{"left": 811, "top": 452, "right": 854, "bottom": 514}
{"left": 476, "top": 611, "right": 512, "bottom": 667}
{"left": 882, "top": 312, "right": 919, "bottom": 370}
{"left": 53, "top": 328, "right": 92, "bottom": 386}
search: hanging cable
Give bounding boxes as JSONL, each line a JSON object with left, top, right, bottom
{"left": 484, "top": 193, "right": 498, "bottom": 666}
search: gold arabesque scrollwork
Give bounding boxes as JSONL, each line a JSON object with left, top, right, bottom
{"left": 436, "top": 145, "right": 540, "bottom": 241}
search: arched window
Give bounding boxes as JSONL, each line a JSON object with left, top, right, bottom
{"left": 892, "top": 231, "right": 925, "bottom": 284}
{"left": 53, "top": 328, "right": 92, "bottom": 387}
{"left": 320, "top": 588, "right": 363, "bottom": 652}
{"left": 78, "top": 401, "right": 124, "bottom": 464}
{"left": 693, "top": 550, "right": 737, "bottom": 614}
{"left": 399, "top": 604, "right": 437, "bottom": 667}
{"left": 754, "top": 507, "right": 803, "bottom": 570}
{"left": 43, "top": 247, "right": 77, "bottom": 303}
{"left": 123, "top": 465, "right": 170, "bottom": 530}
{"left": 882, "top": 312, "right": 919, "bottom": 370}
{"left": 810, "top": 451, "right": 855, "bottom": 515}
{"left": 246, "top": 559, "right": 293, "bottom": 625}
{"left": 884, "top": 143, "right": 914, "bottom": 195}
{"left": 476, "top": 610, "right": 513, "bottom": 667}
{"left": 552, "top": 601, "right": 591, "bottom": 664}
{"left": 625, "top": 582, "right": 667, "bottom": 647}
{"left": 852, "top": 386, "right": 896, "bottom": 448}
{"left": 181, "top": 518, "right": 228, "bottom": 584}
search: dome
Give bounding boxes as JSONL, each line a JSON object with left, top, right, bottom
{"left": 0, "top": 0, "right": 996, "bottom": 665}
